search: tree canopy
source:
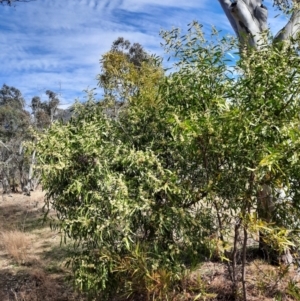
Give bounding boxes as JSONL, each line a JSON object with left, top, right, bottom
{"left": 0, "top": 85, "right": 29, "bottom": 141}
{"left": 98, "top": 37, "right": 163, "bottom": 108}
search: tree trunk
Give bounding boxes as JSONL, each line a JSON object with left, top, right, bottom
{"left": 257, "top": 184, "right": 275, "bottom": 260}
{"left": 218, "top": 0, "right": 299, "bottom": 262}
{"left": 218, "top": 0, "right": 300, "bottom": 48}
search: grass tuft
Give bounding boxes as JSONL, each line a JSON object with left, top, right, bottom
{"left": 0, "top": 230, "right": 32, "bottom": 264}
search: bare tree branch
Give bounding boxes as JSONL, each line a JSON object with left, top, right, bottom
{"left": 0, "top": 140, "right": 10, "bottom": 151}
{"left": 275, "top": 9, "right": 300, "bottom": 40}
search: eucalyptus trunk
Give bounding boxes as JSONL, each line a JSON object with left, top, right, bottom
{"left": 218, "top": 0, "right": 300, "bottom": 48}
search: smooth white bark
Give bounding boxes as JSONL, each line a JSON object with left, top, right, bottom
{"left": 275, "top": 9, "right": 300, "bottom": 41}
{"left": 218, "top": 0, "right": 300, "bottom": 46}
{"left": 218, "top": 0, "right": 239, "bottom": 36}
{"left": 231, "top": 0, "right": 265, "bottom": 47}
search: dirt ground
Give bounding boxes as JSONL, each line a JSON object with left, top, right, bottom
{"left": 0, "top": 189, "right": 87, "bottom": 301}
{"left": 1, "top": 189, "right": 300, "bottom": 301}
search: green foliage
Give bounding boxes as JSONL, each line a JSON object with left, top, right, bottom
{"left": 287, "top": 280, "right": 300, "bottom": 299}
{"left": 0, "top": 84, "right": 32, "bottom": 191}
{"left": 37, "top": 97, "right": 213, "bottom": 299}
{"left": 0, "top": 105, "right": 30, "bottom": 142}
{"left": 98, "top": 37, "right": 163, "bottom": 107}
{"left": 0, "top": 84, "right": 24, "bottom": 109}
{"left": 0, "top": 84, "right": 29, "bottom": 142}
{"left": 31, "top": 90, "right": 60, "bottom": 129}
{"left": 37, "top": 22, "right": 300, "bottom": 299}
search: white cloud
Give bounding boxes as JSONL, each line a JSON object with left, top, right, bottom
{"left": 119, "top": 0, "right": 209, "bottom": 11}
{"left": 0, "top": 0, "right": 292, "bottom": 106}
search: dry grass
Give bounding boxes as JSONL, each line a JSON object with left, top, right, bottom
{"left": 0, "top": 230, "right": 33, "bottom": 264}
{"left": 0, "top": 189, "right": 87, "bottom": 301}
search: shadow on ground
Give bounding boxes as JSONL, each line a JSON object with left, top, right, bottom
{"left": 0, "top": 267, "right": 86, "bottom": 301}
{"left": 0, "top": 200, "right": 50, "bottom": 232}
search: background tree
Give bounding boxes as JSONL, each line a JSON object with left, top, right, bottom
{"left": 98, "top": 37, "right": 163, "bottom": 118}
{"left": 0, "top": 84, "right": 24, "bottom": 109}
{"left": 31, "top": 90, "right": 60, "bottom": 129}
{"left": 26, "top": 90, "right": 61, "bottom": 193}
{"left": 0, "top": 84, "right": 31, "bottom": 192}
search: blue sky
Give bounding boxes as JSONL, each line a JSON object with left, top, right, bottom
{"left": 0, "top": 0, "right": 288, "bottom": 109}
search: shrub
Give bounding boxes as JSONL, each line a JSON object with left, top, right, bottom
{"left": 37, "top": 22, "right": 300, "bottom": 300}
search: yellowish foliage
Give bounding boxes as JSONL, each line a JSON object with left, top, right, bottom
{"left": 99, "top": 51, "right": 164, "bottom": 107}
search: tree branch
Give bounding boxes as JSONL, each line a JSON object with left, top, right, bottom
{"left": 275, "top": 9, "right": 300, "bottom": 41}
{"left": 0, "top": 140, "right": 10, "bottom": 151}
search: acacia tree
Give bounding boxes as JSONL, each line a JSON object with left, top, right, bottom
{"left": 218, "top": 0, "right": 300, "bottom": 47}
{"left": 160, "top": 22, "right": 300, "bottom": 299}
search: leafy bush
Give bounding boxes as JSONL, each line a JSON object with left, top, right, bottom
{"left": 37, "top": 23, "right": 300, "bottom": 300}
{"left": 37, "top": 98, "right": 214, "bottom": 299}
